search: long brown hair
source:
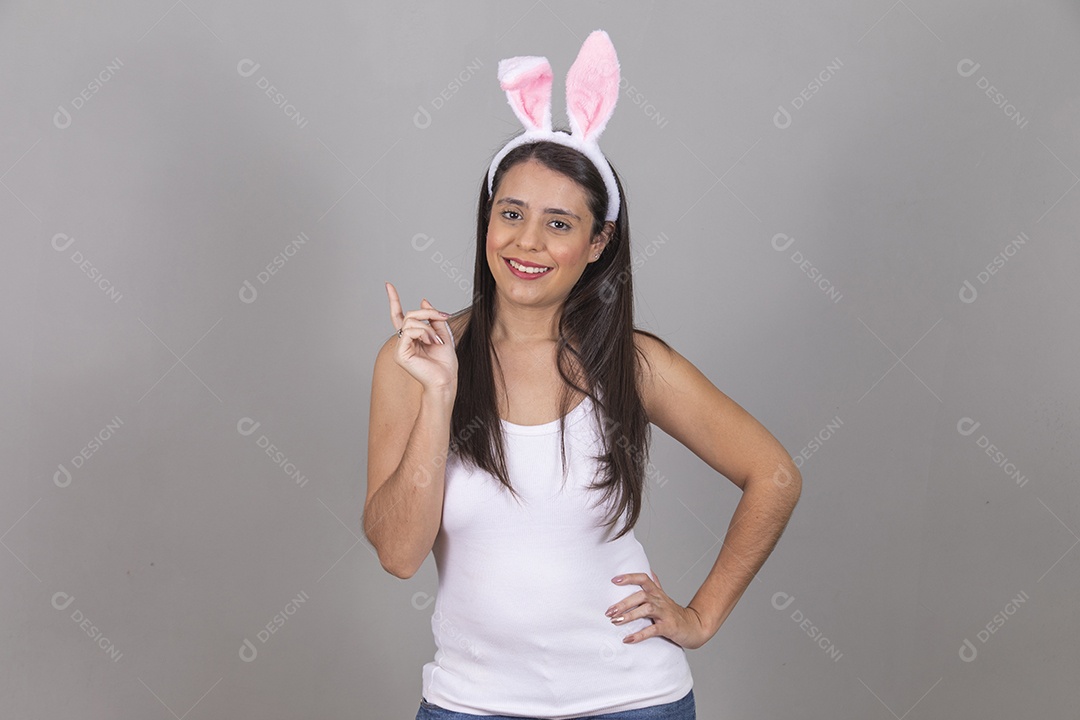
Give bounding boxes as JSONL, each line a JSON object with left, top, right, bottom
{"left": 448, "top": 134, "right": 672, "bottom": 541}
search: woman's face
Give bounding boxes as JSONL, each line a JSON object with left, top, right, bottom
{"left": 486, "top": 158, "right": 611, "bottom": 307}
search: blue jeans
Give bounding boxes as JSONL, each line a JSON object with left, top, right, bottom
{"left": 414, "top": 688, "right": 695, "bottom": 720}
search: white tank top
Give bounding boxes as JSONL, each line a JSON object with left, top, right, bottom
{"left": 421, "top": 392, "right": 694, "bottom": 718}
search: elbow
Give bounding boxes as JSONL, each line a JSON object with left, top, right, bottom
{"left": 369, "top": 537, "right": 418, "bottom": 579}
{"left": 362, "top": 510, "right": 416, "bottom": 579}
{"left": 381, "top": 555, "right": 418, "bottom": 580}
{"left": 370, "top": 540, "right": 420, "bottom": 580}
{"left": 371, "top": 533, "right": 420, "bottom": 579}
{"left": 758, "top": 458, "right": 802, "bottom": 501}
{"left": 780, "top": 462, "right": 802, "bottom": 504}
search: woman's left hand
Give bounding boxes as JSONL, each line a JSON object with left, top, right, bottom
{"left": 606, "top": 571, "right": 714, "bottom": 650}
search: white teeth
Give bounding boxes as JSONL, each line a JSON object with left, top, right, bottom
{"left": 509, "top": 259, "right": 551, "bottom": 274}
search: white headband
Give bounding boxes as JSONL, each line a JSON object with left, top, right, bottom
{"left": 487, "top": 29, "right": 621, "bottom": 223}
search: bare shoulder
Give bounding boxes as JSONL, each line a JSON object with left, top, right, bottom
{"left": 632, "top": 329, "right": 676, "bottom": 407}
{"left": 631, "top": 329, "right": 800, "bottom": 491}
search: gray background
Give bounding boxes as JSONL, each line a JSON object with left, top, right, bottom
{"left": 4, "top": 1, "right": 1079, "bottom": 718}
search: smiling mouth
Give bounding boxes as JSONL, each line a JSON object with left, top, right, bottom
{"left": 504, "top": 257, "right": 553, "bottom": 276}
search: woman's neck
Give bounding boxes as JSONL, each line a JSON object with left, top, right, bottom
{"left": 491, "top": 300, "right": 563, "bottom": 344}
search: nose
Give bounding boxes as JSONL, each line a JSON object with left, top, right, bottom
{"left": 514, "top": 218, "right": 544, "bottom": 252}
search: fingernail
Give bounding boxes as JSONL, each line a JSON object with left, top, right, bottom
{"left": 613, "top": 576, "right": 623, "bottom": 583}
{"left": 435, "top": 336, "right": 444, "bottom": 345}
{"left": 439, "top": 311, "right": 451, "bottom": 317}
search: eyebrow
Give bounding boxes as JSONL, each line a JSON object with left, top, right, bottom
{"left": 496, "top": 197, "right": 581, "bottom": 222}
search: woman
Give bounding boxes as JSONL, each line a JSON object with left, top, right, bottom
{"left": 365, "top": 31, "right": 801, "bottom": 720}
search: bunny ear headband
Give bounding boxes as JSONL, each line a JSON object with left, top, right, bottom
{"left": 487, "top": 29, "right": 621, "bottom": 222}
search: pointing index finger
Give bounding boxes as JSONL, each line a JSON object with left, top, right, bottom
{"left": 385, "top": 281, "right": 404, "bottom": 331}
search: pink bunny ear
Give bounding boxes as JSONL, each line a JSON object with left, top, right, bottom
{"left": 565, "top": 30, "right": 620, "bottom": 143}
{"left": 498, "top": 55, "right": 553, "bottom": 132}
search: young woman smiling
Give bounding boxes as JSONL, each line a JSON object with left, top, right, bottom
{"left": 366, "top": 30, "right": 801, "bottom": 720}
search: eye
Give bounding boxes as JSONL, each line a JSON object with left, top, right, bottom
{"left": 501, "top": 210, "right": 521, "bottom": 220}
{"left": 550, "top": 219, "right": 571, "bottom": 230}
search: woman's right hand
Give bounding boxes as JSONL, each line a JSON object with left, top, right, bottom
{"left": 385, "top": 282, "right": 458, "bottom": 394}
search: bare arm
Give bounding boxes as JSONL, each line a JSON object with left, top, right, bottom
{"left": 363, "top": 377, "right": 455, "bottom": 579}
{"left": 636, "top": 332, "right": 802, "bottom": 639}
{"left": 364, "top": 289, "right": 459, "bottom": 579}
